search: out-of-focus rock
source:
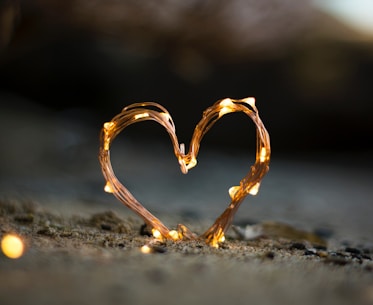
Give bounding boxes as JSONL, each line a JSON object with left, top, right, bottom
{"left": 20, "top": 0, "right": 316, "bottom": 60}
{"left": 0, "top": 0, "right": 20, "bottom": 51}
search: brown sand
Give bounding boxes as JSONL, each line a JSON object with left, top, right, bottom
{"left": 1, "top": 199, "right": 372, "bottom": 305}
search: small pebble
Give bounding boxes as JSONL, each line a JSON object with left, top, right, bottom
{"left": 329, "top": 252, "right": 346, "bottom": 258}
{"left": 140, "top": 224, "right": 152, "bottom": 236}
{"left": 59, "top": 231, "right": 72, "bottom": 238}
{"left": 324, "top": 257, "right": 350, "bottom": 266}
{"left": 304, "top": 249, "right": 317, "bottom": 256}
{"left": 101, "top": 224, "right": 112, "bottom": 231}
{"left": 264, "top": 251, "right": 275, "bottom": 259}
{"left": 144, "top": 245, "right": 167, "bottom": 254}
{"left": 14, "top": 213, "right": 34, "bottom": 223}
{"left": 153, "top": 246, "right": 167, "bottom": 253}
{"left": 313, "top": 245, "right": 327, "bottom": 251}
{"left": 289, "top": 242, "right": 306, "bottom": 250}
{"left": 317, "top": 251, "right": 329, "bottom": 258}
{"left": 345, "top": 247, "right": 361, "bottom": 255}
{"left": 37, "top": 227, "right": 56, "bottom": 236}
{"left": 350, "top": 254, "right": 363, "bottom": 263}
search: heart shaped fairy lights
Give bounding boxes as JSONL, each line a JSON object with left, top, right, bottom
{"left": 99, "top": 97, "right": 270, "bottom": 247}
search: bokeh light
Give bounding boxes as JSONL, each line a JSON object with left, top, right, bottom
{"left": 1, "top": 234, "right": 25, "bottom": 259}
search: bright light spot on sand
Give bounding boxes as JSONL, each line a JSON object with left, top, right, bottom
{"left": 141, "top": 245, "right": 152, "bottom": 254}
{"left": 1, "top": 234, "right": 24, "bottom": 259}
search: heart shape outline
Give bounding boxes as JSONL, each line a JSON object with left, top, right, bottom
{"left": 99, "top": 97, "right": 270, "bottom": 247}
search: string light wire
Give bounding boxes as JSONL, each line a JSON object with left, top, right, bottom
{"left": 99, "top": 97, "right": 270, "bottom": 247}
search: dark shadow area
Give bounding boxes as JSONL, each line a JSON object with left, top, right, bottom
{"left": 1, "top": 0, "right": 372, "bottom": 155}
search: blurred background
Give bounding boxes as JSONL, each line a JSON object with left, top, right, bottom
{"left": 0, "top": 0, "right": 372, "bottom": 242}
{"left": 1, "top": 0, "right": 373, "bottom": 151}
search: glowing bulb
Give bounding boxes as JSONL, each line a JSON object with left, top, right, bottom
{"left": 228, "top": 186, "right": 240, "bottom": 199}
{"left": 208, "top": 228, "right": 225, "bottom": 248}
{"left": 104, "top": 122, "right": 115, "bottom": 131}
{"left": 152, "top": 229, "right": 162, "bottom": 239}
{"left": 218, "top": 98, "right": 235, "bottom": 117}
{"left": 242, "top": 97, "right": 256, "bottom": 108}
{"left": 260, "top": 147, "right": 268, "bottom": 163}
{"left": 219, "top": 98, "right": 234, "bottom": 107}
{"left": 134, "top": 113, "right": 149, "bottom": 120}
{"left": 104, "top": 181, "right": 113, "bottom": 193}
{"left": 248, "top": 182, "right": 261, "bottom": 195}
{"left": 169, "top": 230, "right": 179, "bottom": 240}
{"left": 219, "top": 106, "right": 233, "bottom": 118}
{"left": 160, "top": 112, "right": 171, "bottom": 122}
{"left": 1, "top": 234, "right": 24, "bottom": 259}
{"left": 185, "top": 157, "right": 197, "bottom": 170}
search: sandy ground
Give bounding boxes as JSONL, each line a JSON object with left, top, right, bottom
{"left": 0, "top": 199, "right": 372, "bottom": 305}
{"left": 0, "top": 101, "right": 372, "bottom": 305}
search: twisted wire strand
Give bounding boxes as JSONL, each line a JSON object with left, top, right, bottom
{"left": 99, "top": 97, "right": 271, "bottom": 247}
